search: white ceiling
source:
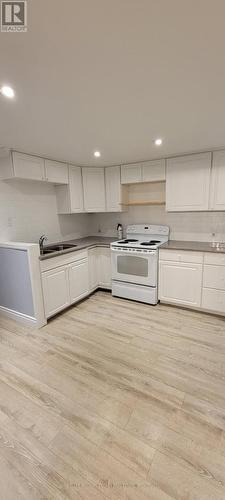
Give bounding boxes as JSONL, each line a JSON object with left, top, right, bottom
{"left": 1, "top": 0, "right": 225, "bottom": 166}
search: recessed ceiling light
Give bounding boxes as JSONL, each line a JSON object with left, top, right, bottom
{"left": 94, "top": 151, "right": 101, "bottom": 158}
{"left": 0, "top": 85, "right": 15, "bottom": 98}
{"left": 154, "top": 138, "right": 163, "bottom": 146}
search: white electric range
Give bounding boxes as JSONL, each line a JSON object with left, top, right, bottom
{"left": 111, "top": 224, "right": 169, "bottom": 304}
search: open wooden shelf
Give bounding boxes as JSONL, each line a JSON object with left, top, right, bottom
{"left": 122, "top": 200, "right": 166, "bottom": 206}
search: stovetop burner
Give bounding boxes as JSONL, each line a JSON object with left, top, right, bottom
{"left": 117, "top": 239, "right": 139, "bottom": 244}
{"left": 140, "top": 240, "right": 161, "bottom": 246}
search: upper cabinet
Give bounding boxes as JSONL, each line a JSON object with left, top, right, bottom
{"left": 105, "top": 166, "right": 127, "bottom": 212}
{"left": 0, "top": 151, "right": 69, "bottom": 184}
{"left": 166, "top": 153, "right": 211, "bottom": 212}
{"left": 13, "top": 152, "right": 46, "bottom": 181}
{"left": 121, "top": 163, "right": 142, "bottom": 184}
{"left": 56, "top": 166, "right": 84, "bottom": 214}
{"left": 209, "top": 151, "right": 225, "bottom": 210}
{"left": 121, "top": 159, "right": 166, "bottom": 184}
{"left": 142, "top": 159, "right": 166, "bottom": 182}
{"left": 82, "top": 167, "right": 106, "bottom": 212}
{"left": 45, "top": 160, "right": 68, "bottom": 184}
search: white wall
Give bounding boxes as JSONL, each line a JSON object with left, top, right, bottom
{"left": 0, "top": 179, "right": 90, "bottom": 243}
{"left": 90, "top": 206, "right": 225, "bottom": 242}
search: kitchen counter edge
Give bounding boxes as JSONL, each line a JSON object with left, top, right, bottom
{"left": 160, "top": 240, "right": 225, "bottom": 254}
{"left": 39, "top": 236, "right": 115, "bottom": 260}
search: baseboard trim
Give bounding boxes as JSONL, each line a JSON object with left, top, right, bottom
{"left": 0, "top": 306, "right": 37, "bottom": 327}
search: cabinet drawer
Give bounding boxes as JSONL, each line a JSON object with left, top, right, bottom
{"left": 203, "top": 265, "right": 225, "bottom": 291}
{"left": 204, "top": 252, "right": 225, "bottom": 266}
{"left": 159, "top": 249, "right": 203, "bottom": 264}
{"left": 202, "top": 288, "right": 225, "bottom": 314}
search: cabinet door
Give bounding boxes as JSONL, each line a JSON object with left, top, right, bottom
{"left": 69, "top": 166, "right": 84, "bottom": 212}
{"left": 82, "top": 167, "right": 106, "bottom": 212}
{"left": 88, "top": 248, "right": 99, "bottom": 291}
{"left": 45, "top": 160, "right": 68, "bottom": 184}
{"left": 159, "top": 261, "right": 202, "bottom": 307}
{"left": 210, "top": 151, "right": 225, "bottom": 210}
{"left": 166, "top": 153, "right": 211, "bottom": 211}
{"left": 98, "top": 248, "right": 112, "bottom": 289}
{"left": 42, "top": 266, "right": 70, "bottom": 318}
{"left": 142, "top": 159, "right": 166, "bottom": 182}
{"left": 68, "top": 257, "right": 89, "bottom": 303}
{"left": 121, "top": 164, "right": 142, "bottom": 184}
{"left": 105, "top": 166, "right": 122, "bottom": 212}
{"left": 12, "top": 152, "right": 45, "bottom": 181}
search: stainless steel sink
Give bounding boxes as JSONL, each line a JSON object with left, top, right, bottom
{"left": 41, "top": 243, "right": 77, "bottom": 255}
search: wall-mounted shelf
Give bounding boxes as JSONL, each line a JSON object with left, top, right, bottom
{"left": 123, "top": 200, "right": 165, "bottom": 206}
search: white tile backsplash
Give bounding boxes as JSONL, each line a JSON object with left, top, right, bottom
{"left": 90, "top": 206, "right": 225, "bottom": 242}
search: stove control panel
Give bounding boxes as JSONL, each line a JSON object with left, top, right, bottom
{"left": 111, "top": 245, "right": 157, "bottom": 254}
{"left": 126, "top": 224, "right": 169, "bottom": 235}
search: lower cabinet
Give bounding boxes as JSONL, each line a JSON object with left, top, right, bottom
{"left": 41, "top": 247, "right": 112, "bottom": 319}
{"left": 88, "top": 247, "right": 99, "bottom": 291}
{"left": 202, "top": 288, "right": 225, "bottom": 314}
{"left": 159, "top": 249, "right": 225, "bottom": 315}
{"left": 202, "top": 253, "right": 225, "bottom": 314}
{"left": 68, "top": 257, "right": 89, "bottom": 304}
{"left": 98, "top": 247, "right": 112, "bottom": 288}
{"left": 159, "top": 260, "right": 202, "bottom": 307}
{"left": 42, "top": 266, "right": 70, "bottom": 318}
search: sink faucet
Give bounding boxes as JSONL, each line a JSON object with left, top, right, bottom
{"left": 39, "top": 234, "right": 48, "bottom": 252}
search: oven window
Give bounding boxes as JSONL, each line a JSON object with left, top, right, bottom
{"left": 117, "top": 255, "right": 148, "bottom": 277}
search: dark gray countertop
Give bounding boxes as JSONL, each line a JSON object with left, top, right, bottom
{"left": 161, "top": 240, "right": 225, "bottom": 254}
{"left": 39, "top": 236, "right": 115, "bottom": 260}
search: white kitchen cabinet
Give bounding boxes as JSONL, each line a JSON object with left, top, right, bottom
{"left": 202, "top": 252, "right": 225, "bottom": 314}
{"left": 121, "top": 160, "right": 165, "bottom": 184}
{"left": 12, "top": 152, "right": 46, "bottom": 181}
{"left": 105, "top": 165, "right": 127, "bottom": 212}
{"left": 56, "top": 166, "right": 84, "bottom": 213}
{"left": 159, "top": 250, "right": 203, "bottom": 308}
{"left": 82, "top": 167, "right": 106, "bottom": 212}
{"left": 159, "top": 249, "right": 225, "bottom": 316}
{"left": 89, "top": 247, "right": 112, "bottom": 290}
{"left": 42, "top": 266, "right": 70, "bottom": 318}
{"left": 210, "top": 151, "right": 225, "bottom": 210}
{"left": 159, "top": 261, "right": 202, "bottom": 307}
{"left": 121, "top": 163, "right": 142, "bottom": 184}
{"left": 0, "top": 151, "right": 68, "bottom": 185}
{"left": 142, "top": 159, "right": 166, "bottom": 182}
{"left": 98, "top": 247, "right": 112, "bottom": 289}
{"left": 68, "top": 256, "right": 89, "bottom": 304}
{"left": 166, "top": 153, "right": 211, "bottom": 211}
{"left": 88, "top": 247, "right": 99, "bottom": 291}
{"left": 45, "top": 160, "right": 68, "bottom": 184}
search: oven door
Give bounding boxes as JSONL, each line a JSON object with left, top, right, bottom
{"left": 111, "top": 249, "right": 157, "bottom": 286}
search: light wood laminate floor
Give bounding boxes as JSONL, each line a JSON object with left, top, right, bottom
{"left": 0, "top": 291, "right": 225, "bottom": 499}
